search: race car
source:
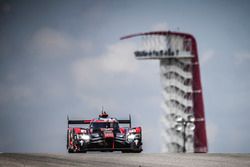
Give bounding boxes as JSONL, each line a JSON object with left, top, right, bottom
{"left": 67, "top": 111, "right": 143, "bottom": 153}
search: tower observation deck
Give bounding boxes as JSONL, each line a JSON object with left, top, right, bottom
{"left": 121, "top": 31, "right": 208, "bottom": 153}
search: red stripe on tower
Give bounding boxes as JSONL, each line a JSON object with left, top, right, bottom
{"left": 190, "top": 36, "right": 208, "bottom": 153}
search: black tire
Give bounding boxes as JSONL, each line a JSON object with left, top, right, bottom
{"left": 122, "top": 150, "right": 142, "bottom": 153}
{"left": 133, "top": 149, "right": 142, "bottom": 153}
{"left": 130, "top": 143, "right": 143, "bottom": 153}
{"left": 68, "top": 149, "right": 74, "bottom": 153}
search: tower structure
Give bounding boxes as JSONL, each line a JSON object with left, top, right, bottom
{"left": 121, "top": 31, "right": 208, "bottom": 153}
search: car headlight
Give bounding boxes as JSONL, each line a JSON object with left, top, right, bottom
{"left": 127, "top": 134, "right": 136, "bottom": 141}
{"left": 80, "top": 134, "right": 90, "bottom": 141}
{"left": 82, "top": 134, "right": 90, "bottom": 140}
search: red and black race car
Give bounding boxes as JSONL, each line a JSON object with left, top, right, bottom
{"left": 67, "top": 111, "right": 143, "bottom": 153}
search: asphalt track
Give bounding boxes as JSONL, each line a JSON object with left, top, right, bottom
{"left": 0, "top": 153, "right": 250, "bottom": 167}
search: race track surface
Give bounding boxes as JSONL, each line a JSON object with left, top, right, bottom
{"left": 0, "top": 153, "right": 250, "bottom": 167}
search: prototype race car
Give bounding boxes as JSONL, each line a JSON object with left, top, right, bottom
{"left": 67, "top": 111, "right": 143, "bottom": 153}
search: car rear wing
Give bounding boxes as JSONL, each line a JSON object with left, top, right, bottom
{"left": 67, "top": 116, "right": 91, "bottom": 128}
{"left": 67, "top": 115, "right": 132, "bottom": 128}
{"left": 118, "top": 114, "right": 131, "bottom": 128}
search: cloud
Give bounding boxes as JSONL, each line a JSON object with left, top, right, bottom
{"left": 102, "top": 42, "right": 138, "bottom": 73}
{"left": 200, "top": 50, "right": 215, "bottom": 65}
{"left": 71, "top": 40, "right": 160, "bottom": 117}
{"left": 28, "top": 28, "right": 93, "bottom": 58}
{"left": 234, "top": 52, "right": 250, "bottom": 64}
{"left": 72, "top": 41, "right": 138, "bottom": 89}
{"left": 151, "top": 22, "right": 169, "bottom": 31}
{"left": 71, "top": 41, "right": 140, "bottom": 109}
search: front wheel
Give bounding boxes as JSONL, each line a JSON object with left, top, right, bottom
{"left": 121, "top": 150, "right": 142, "bottom": 153}
{"left": 68, "top": 149, "right": 74, "bottom": 153}
{"left": 132, "top": 149, "right": 142, "bottom": 153}
{"left": 131, "top": 142, "right": 143, "bottom": 153}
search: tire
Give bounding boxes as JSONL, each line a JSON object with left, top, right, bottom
{"left": 68, "top": 149, "right": 74, "bottom": 153}
{"left": 133, "top": 149, "right": 142, "bottom": 153}
{"left": 131, "top": 143, "right": 143, "bottom": 153}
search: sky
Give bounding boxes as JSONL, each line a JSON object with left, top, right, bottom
{"left": 0, "top": 0, "right": 250, "bottom": 153}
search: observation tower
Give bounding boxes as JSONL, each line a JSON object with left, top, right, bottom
{"left": 120, "top": 31, "right": 208, "bottom": 153}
